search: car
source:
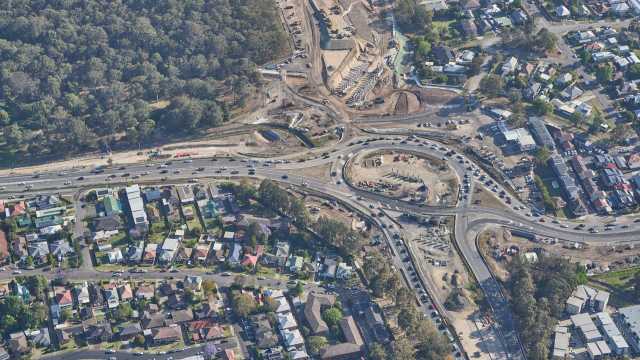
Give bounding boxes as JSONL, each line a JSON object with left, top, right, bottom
{"left": 77, "top": 176, "right": 85, "bottom": 180}
{"left": 282, "top": 174, "right": 288, "bottom": 179}
{"left": 222, "top": 272, "right": 232, "bottom": 276}
{"left": 105, "top": 350, "right": 116, "bottom": 354}
{"left": 12, "top": 270, "right": 22, "bottom": 275}
{"left": 230, "top": 170, "right": 239, "bottom": 175}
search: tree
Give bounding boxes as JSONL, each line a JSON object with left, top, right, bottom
{"left": 368, "top": 343, "right": 388, "bottom": 360}
{"left": 632, "top": 271, "right": 640, "bottom": 298}
{"left": 479, "top": 75, "right": 504, "bottom": 98}
{"left": 629, "top": 63, "right": 640, "bottom": 80}
{"left": 532, "top": 98, "right": 552, "bottom": 116}
{"left": 0, "top": 0, "right": 288, "bottom": 161}
{"left": 397, "top": 306, "right": 419, "bottom": 335}
{"left": 596, "top": 63, "right": 614, "bottom": 84}
{"left": 392, "top": 337, "right": 415, "bottom": 360}
{"left": 469, "top": 54, "right": 484, "bottom": 76}
{"left": 231, "top": 292, "right": 257, "bottom": 318}
{"left": 534, "top": 147, "right": 551, "bottom": 166}
{"left": 60, "top": 308, "right": 73, "bottom": 322}
{"left": 307, "top": 336, "right": 329, "bottom": 355}
{"left": 134, "top": 334, "right": 146, "bottom": 347}
{"left": 322, "top": 307, "right": 343, "bottom": 328}
{"left": 294, "top": 281, "right": 305, "bottom": 297}
{"left": 202, "top": 280, "right": 217, "bottom": 295}
{"left": 113, "top": 303, "right": 133, "bottom": 322}
{"left": 534, "top": 29, "right": 558, "bottom": 52}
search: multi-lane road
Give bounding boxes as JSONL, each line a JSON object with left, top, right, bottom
{"left": 3, "top": 135, "right": 640, "bottom": 360}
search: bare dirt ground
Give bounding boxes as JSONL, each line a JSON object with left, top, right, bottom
{"left": 295, "top": 163, "right": 333, "bottom": 180}
{"left": 470, "top": 187, "right": 511, "bottom": 211}
{"left": 393, "top": 214, "right": 494, "bottom": 360}
{"left": 349, "top": 151, "right": 457, "bottom": 205}
{"left": 478, "top": 226, "right": 640, "bottom": 281}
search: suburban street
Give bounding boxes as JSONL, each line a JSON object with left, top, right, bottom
{"left": 6, "top": 132, "right": 640, "bottom": 359}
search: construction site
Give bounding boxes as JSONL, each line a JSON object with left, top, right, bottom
{"left": 347, "top": 150, "right": 459, "bottom": 205}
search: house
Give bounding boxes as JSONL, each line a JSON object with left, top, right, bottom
{"left": 49, "top": 240, "right": 74, "bottom": 260}
{"left": 93, "top": 215, "right": 122, "bottom": 232}
{"left": 177, "top": 186, "right": 195, "bottom": 204}
{"left": 556, "top": 73, "right": 573, "bottom": 87}
{"left": 75, "top": 282, "right": 91, "bottom": 305}
{"left": 229, "top": 243, "right": 242, "bottom": 265}
{"left": 264, "top": 241, "right": 290, "bottom": 266}
{"left": 305, "top": 293, "right": 336, "bottom": 334}
{"left": 103, "top": 195, "right": 121, "bottom": 216}
{"left": 271, "top": 296, "right": 292, "bottom": 313}
{"left": 11, "top": 282, "right": 30, "bottom": 302}
{"left": 252, "top": 314, "right": 278, "bottom": 349}
{"left": 319, "top": 343, "right": 362, "bottom": 360}
{"left": 320, "top": 258, "right": 337, "bottom": 279}
{"left": 336, "top": 262, "right": 354, "bottom": 279}
{"left": 119, "top": 284, "right": 134, "bottom": 302}
{"left": 501, "top": 57, "right": 518, "bottom": 75}
{"left": 149, "top": 325, "right": 182, "bottom": 345}
{"left": 8, "top": 332, "right": 29, "bottom": 355}
{"left": 118, "top": 322, "right": 143, "bottom": 340}
{"left": 241, "top": 254, "right": 259, "bottom": 268}
{"left": 142, "top": 312, "right": 171, "bottom": 329}
{"left": 125, "top": 184, "right": 149, "bottom": 235}
{"left": 365, "top": 306, "right": 390, "bottom": 343}
{"left": 188, "top": 319, "right": 225, "bottom": 342}
{"left": 11, "top": 236, "right": 27, "bottom": 262}
{"left": 184, "top": 276, "right": 203, "bottom": 292}
{"left": 28, "top": 241, "right": 50, "bottom": 264}
{"left": 560, "top": 85, "right": 584, "bottom": 101}
{"left": 277, "top": 312, "right": 298, "bottom": 330}
{"left": 281, "top": 328, "right": 304, "bottom": 348}
{"left": 143, "top": 243, "right": 158, "bottom": 264}
{"left": 143, "top": 188, "right": 162, "bottom": 202}
{"left": 103, "top": 287, "right": 120, "bottom": 309}
{"left": 56, "top": 289, "right": 74, "bottom": 308}
{"left": 159, "top": 236, "right": 181, "bottom": 264}
{"left": 460, "top": 19, "right": 477, "bottom": 38}
{"left": 136, "top": 284, "right": 155, "bottom": 300}
{"left": 193, "top": 243, "right": 210, "bottom": 264}
{"left": 511, "top": 9, "right": 528, "bottom": 24}
{"left": 127, "top": 241, "right": 145, "bottom": 264}
{"left": 85, "top": 323, "right": 113, "bottom": 343}
{"left": 26, "top": 328, "right": 51, "bottom": 348}
{"left": 172, "top": 309, "right": 194, "bottom": 323}
{"left": 432, "top": 45, "right": 455, "bottom": 65}
{"left": 556, "top": 5, "right": 570, "bottom": 17}
{"left": 107, "top": 248, "right": 124, "bottom": 264}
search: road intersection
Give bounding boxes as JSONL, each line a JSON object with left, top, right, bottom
{"left": 3, "top": 133, "right": 640, "bottom": 359}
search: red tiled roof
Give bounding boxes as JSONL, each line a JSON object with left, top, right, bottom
{"left": 56, "top": 290, "right": 73, "bottom": 306}
{"left": 241, "top": 254, "right": 258, "bottom": 267}
{"left": 12, "top": 202, "right": 25, "bottom": 216}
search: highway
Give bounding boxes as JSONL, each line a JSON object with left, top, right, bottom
{"left": 4, "top": 135, "right": 640, "bottom": 360}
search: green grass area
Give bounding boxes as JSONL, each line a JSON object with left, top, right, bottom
{"left": 534, "top": 165, "right": 568, "bottom": 218}
{"left": 183, "top": 205, "right": 203, "bottom": 233}
{"left": 148, "top": 221, "right": 169, "bottom": 244}
{"left": 592, "top": 266, "right": 640, "bottom": 287}
{"left": 432, "top": 20, "right": 455, "bottom": 33}
{"left": 589, "top": 266, "right": 640, "bottom": 307}
{"left": 109, "top": 231, "right": 129, "bottom": 247}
